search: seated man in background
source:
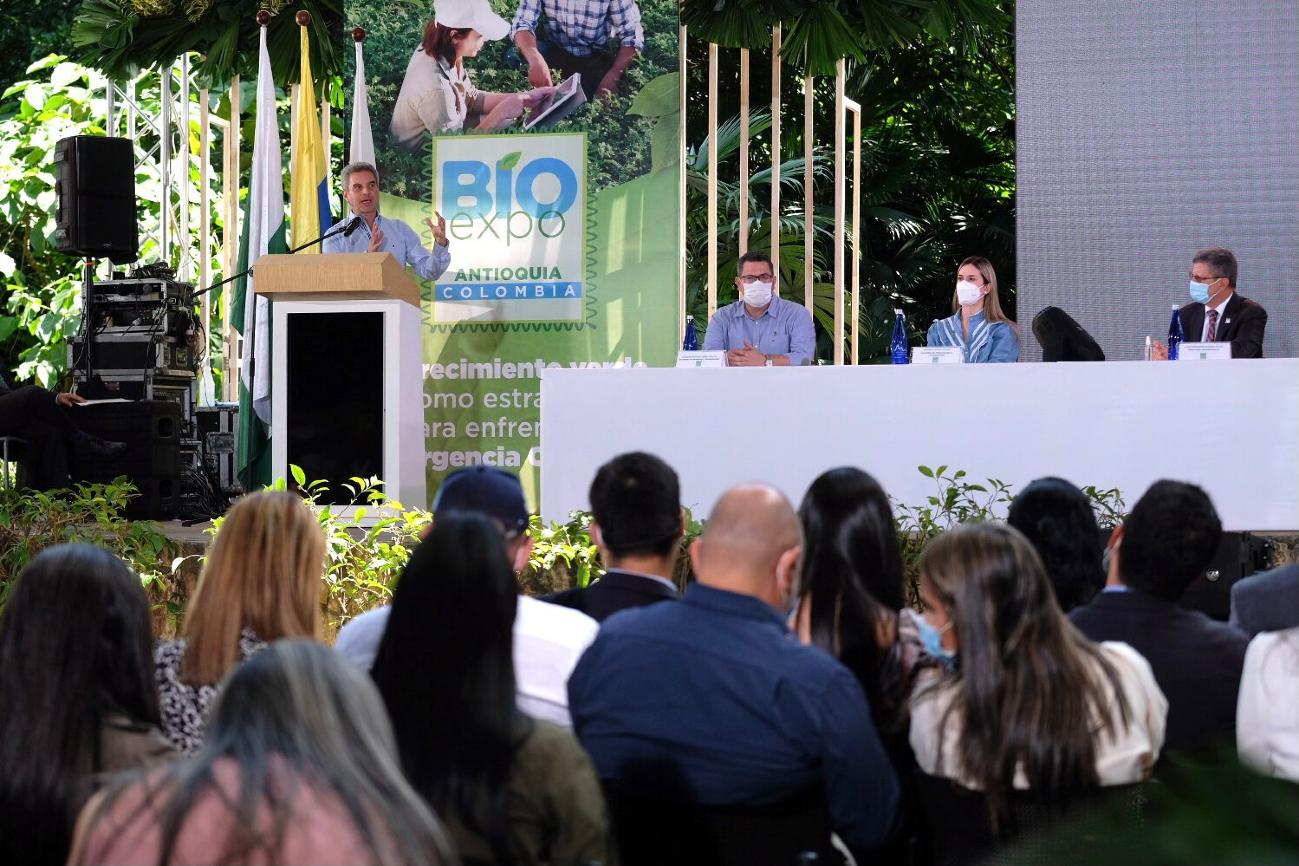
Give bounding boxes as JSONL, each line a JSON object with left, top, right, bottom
{"left": 703, "top": 251, "right": 816, "bottom": 367}
{"left": 1152, "top": 247, "right": 1267, "bottom": 358}
{"left": 335, "top": 466, "right": 598, "bottom": 727}
{"left": 0, "top": 373, "right": 124, "bottom": 490}
{"left": 546, "top": 451, "right": 682, "bottom": 621}
{"left": 568, "top": 483, "right": 899, "bottom": 859}
{"left": 1069, "top": 480, "right": 1249, "bottom": 755}
{"left": 323, "top": 161, "right": 451, "bottom": 282}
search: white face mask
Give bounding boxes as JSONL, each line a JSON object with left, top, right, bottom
{"left": 956, "top": 280, "right": 984, "bottom": 306}
{"left": 743, "top": 281, "right": 773, "bottom": 307}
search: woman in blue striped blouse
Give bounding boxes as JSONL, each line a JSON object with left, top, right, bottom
{"left": 926, "top": 256, "right": 1020, "bottom": 363}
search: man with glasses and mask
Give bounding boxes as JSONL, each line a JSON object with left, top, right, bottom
{"left": 702, "top": 251, "right": 816, "bottom": 366}
{"left": 1152, "top": 247, "right": 1267, "bottom": 359}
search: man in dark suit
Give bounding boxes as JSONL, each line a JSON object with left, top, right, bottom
{"left": 1230, "top": 563, "right": 1299, "bottom": 637}
{"left": 1153, "top": 247, "right": 1267, "bottom": 359}
{"left": 0, "top": 372, "right": 124, "bottom": 489}
{"left": 547, "top": 451, "right": 682, "bottom": 621}
{"left": 1069, "top": 479, "right": 1249, "bottom": 755}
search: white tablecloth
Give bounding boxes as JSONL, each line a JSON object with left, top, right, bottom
{"left": 540, "top": 359, "right": 1299, "bottom": 531}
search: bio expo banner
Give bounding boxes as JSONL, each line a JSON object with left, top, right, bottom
{"left": 349, "top": 0, "right": 681, "bottom": 504}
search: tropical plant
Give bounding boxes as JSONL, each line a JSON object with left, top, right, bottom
{"left": 0, "top": 478, "right": 182, "bottom": 618}
{"left": 69, "top": 0, "right": 344, "bottom": 88}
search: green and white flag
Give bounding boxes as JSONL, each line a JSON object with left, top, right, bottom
{"left": 233, "top": 23, "right": 286, "bottom": 490}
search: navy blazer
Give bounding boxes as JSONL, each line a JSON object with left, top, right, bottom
{"left": 546, "top": 569, "right": 679, "bottom": 623}
{"left": 1069, "top": 588, "right": 1249, "bottom": 754}
{"left": 1230, "top": 564, "right": 1299, "bottom": 637}
{"left": 1177, "top": 292, "right": 1267, "bottom": 358}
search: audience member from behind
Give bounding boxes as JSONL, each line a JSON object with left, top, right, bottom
{"left": 1007, "top": 477, "right": 1106, "bottom": 612}
{"left": 336, "top": 466, "right": 599, "bottom": 727}
{"left": 0, "top": 544, "right": 176, "bottom": 866}
{"left": 1230, "top": 561, "right": 1299, "bottom": 637}
{"left": 569, "top": 484, "right": 899, "bottom": 859}
{"left": 1070, "top": 480, "right": 1247, "bottom": 754}
{"left": 372, "top": 514, "right": 611, "bottom": 865}
{"left": 794, "top": 468, "right": 915, "bottom": 751}
{"left": 155, "top": 490, "right": 325, "bottom": 753}
{"left": 910, "top": 525, "right": 1165, "bottom": 826}
{"left": 548, "top": 451, "right": 683, "bottom": 620}
{"left": 1237, "top": 626, "right": 1299, "bottom": 784}
{"left": 70, "top": 640, "right": 453, "bottom": 866}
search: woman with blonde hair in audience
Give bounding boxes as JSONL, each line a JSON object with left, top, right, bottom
{"left": 909, "top": 524, "right": 1166, "bottom": 835}
{"left": 70, "top": 640, "right": 454, "bottom": 865}
{"left": 0, "top": 544, "right": 176, "bottom": 866}
{"left": 372, "top": 513, "right": 613, "bottom": 866}
{"left": 155, "top": 490, "right": 325, "bottom": 753}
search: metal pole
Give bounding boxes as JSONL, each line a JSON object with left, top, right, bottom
{"left": 179, "top": 55, "right": 191, "bottom": 282}
{"left": 707, "top": 42, "right": 718, "bottom": 319}
{"left": 223, "top": 74, "right": 241, "bottom": 401}
{"left": 678, "top": 25, "right": 687, "bottom": 346}
{"left": 803, "top": 74, "right": 813, "bottom": 311}
{"left": 850, "top": 102, "right": 861, "bottom": 365}
{"left": 770, "top": 24, "right": 781, "bottom": 281}
{"left": 160, "top": 63, "right": 172, "bottom": 268}
{"left": 833, "top": 60, "right": 845, "bottom": 365}
{"left": 739, "top": 48, "right": 749, "bottom": 256}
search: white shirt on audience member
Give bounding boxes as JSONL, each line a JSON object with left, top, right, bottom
{"left": 909, "top": 641, "right": 1167, "bottom": 789}
{"left": 334, "top": 596, "right": 598, "bottom": 728}
{"left": 1237, "top": 628, "right": 1299, "bottom": 783}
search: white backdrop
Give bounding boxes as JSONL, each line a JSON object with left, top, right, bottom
{"left": 540, "top": 361, "right": 1299, "bottom": 531}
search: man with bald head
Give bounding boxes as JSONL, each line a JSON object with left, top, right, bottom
{"left": 567, "top": 484, "right": 899, "bottom": 859}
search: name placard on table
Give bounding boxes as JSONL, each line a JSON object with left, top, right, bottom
{"left": 676, "top": 350, "right": 728, "bottom": 368}
{"left": 911, "top": 347, "right": 965, "bottom": 365}
{"left": 1179, "top": 342, "right": 1232, "bottom": 361}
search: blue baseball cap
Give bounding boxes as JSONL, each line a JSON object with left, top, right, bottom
{"left": 432, "top": 466, "right": 530, "bottom": 535}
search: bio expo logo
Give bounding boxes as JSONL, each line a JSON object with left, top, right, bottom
{"left": 432, "top": 134, "right": 586, "bottom": 324}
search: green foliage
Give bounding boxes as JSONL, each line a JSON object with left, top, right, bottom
{"left": 70, "top": 0, "right": 344, "bottom": 88}
{"left": 0, "top": 56, "right": 226, "bottom": 384}
{"left": 526, "top": 511, "right": 601, "bottom": 595}
{"left": 0, "top": 478, "right": 183, "bottom": 621}
{"left": 0, "top": 0, "right": 79, "bottom": 94}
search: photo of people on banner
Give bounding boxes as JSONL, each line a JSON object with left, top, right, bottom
{"left": 354, "top": 0, "right": 676, "bottom": 197}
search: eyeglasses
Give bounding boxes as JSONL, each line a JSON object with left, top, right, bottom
{"left": 1189, "top": 272, "right": 1223, "bottom": 284}
{"left": 737, "top": 274, "right": 774, "bottom": 284}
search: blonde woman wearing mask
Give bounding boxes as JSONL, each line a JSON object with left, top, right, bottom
{"left": 926, "top": 256, "right": 1019, "bottom": 362}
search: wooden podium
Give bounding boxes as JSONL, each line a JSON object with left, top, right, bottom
{"left": 254, "top": 253, "right": 425, "bottom": 509}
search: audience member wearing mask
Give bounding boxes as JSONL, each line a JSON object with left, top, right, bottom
{"left": 702, "top": 251, "right": 816, "bottom": 366}
{"left": 70, "top": 641, "right": 453, "bottom": 866}
{"left": 793, "top": 467, "right": 922, "bottom": 762}
{"left": 547, "top": 451, "right": 683, "bottom": 620}
{"left": 925, "top": 257, "right": 1019, "bottom": 363}
{"left": 0, "top": 545, "right": 177, "bottom": 866}
{"left": 909, "top": 524, "right": 1165, "bottom": 816}
{"left": 154, "top": 491, "right": 326, "bottom": 754}
{"left": 1069, "top": 480, "right": 1249, "bottom": 755}
{"left": 569, "top": 483, "right": 899, "bottom": 861}
{"left": 336, "top": 466, "right": 599, "bottom": 728}
{"left": 1007, "top": 477, "right": 1107, "bottom": 613}
{"left": 372, "top": 514, "right": 612, "bottom": 866}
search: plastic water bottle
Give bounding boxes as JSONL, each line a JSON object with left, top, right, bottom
{"left": 682, "top": 315, "right": 699, "bottom": 351}
{"left": 1167, "top": 305, "right": 1184, "bottom": 361}
{"left": 890, "top": 308, "right": 909, "bottom": 364}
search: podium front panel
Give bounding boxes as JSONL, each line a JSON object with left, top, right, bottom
{"left": 285, "top": 310, "right": 384, "bottom": 505}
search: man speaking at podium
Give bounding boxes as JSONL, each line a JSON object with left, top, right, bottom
{"left": 324, "top": 161, "right": 452, "bottom": 281}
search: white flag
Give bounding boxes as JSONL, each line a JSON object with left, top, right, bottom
{"left": 350, "top": 38, "right": 375, "bottom": 166}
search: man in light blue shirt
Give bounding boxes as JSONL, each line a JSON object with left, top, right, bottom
{"left": 323, "top": 161, "right": 450, "bottom": 281}
{"left": 703, "top": 251, "right": 817, "bottom": 366}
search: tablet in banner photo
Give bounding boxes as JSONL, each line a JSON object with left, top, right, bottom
{"left": 433, "top": 133, "right": 586, "bottom": 324}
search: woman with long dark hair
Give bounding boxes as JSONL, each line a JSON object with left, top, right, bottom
{"left": 0, "top": 544, "right": 176, "bottom": 866}
{"left": 909, "top": 524, "right": 1166, "bottom": 826}
{"left": 794, "top": 467, "right": 914, "bottom": 739}
{"left": 371, "top": 513, "right": 611, "bottom": 866}
{"left": 1007, "top": 477, "right": 1106, "bottom": 612}
{"left": 70, "top": 640, "right": 452, "bottom": 865}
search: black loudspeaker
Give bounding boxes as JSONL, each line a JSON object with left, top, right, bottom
{"left": 71, "top": 401, "right": 182, "bottom": 520}
{"left": 54, "top": 135, "right": 139, "bottom": 264}
{"left": 1180, "top": 532, "right": 1272, "bottom": 621}
{"left": 1032, "top": 306, "right": 1105, "bottom": 362}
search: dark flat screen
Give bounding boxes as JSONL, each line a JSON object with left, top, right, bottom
{"left": 286, "top": 311, "right": 384, "bottom": 505}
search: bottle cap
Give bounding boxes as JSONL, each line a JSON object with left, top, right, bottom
{"left": 686, "top": 315, "right": 694, "bottom": 321}
{"left": 1171, "top": 304, "right": 1179, "bottom": 310}
{"left": 894, "top": 308, "right": 903, "bottom": 315}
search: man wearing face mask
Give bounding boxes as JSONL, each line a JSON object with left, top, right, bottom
{"left": 702, "top": 251, "right": 816, "bottom": 366}
{"left": 925, "top": 256, "right": 1019, "bottom": 363}
{"left": 1151, "top": 247, "right": 1267, "bottom": 359}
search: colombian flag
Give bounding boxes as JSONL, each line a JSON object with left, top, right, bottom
{"left": 291, "top": 20, "right": 331, "bottom": 250}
